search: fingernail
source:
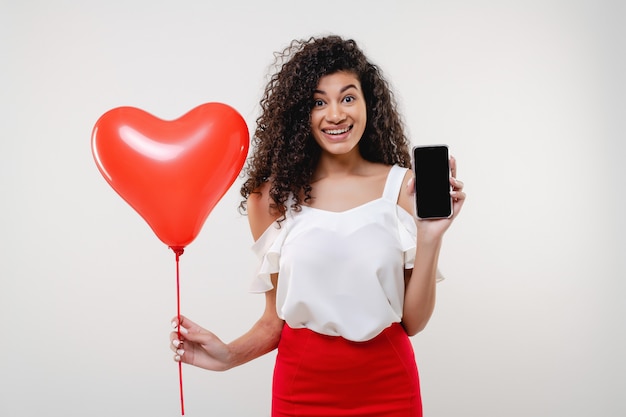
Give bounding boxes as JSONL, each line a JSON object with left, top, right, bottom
{"left": 173, "top": 339, "right": 180, "bottom": 348}
{"left": 174, "top": 355, "right": 181, "bottom": 362}
{"left": 171, "top": 320, "right": 177, "bottom": 328}
{"left": 179, "top": 326, "right": 188, "bottom": 334}
{"left": 176, "top": 349, "right": 185, "bottom": 356}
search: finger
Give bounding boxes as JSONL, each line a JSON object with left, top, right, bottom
{"left": 170, "top": 315, "right": 186, "bottom": 328}
{"left": 171, "top": 317, "right": 191, "bottom": 335}
{"left": 450, "top": 190, "right": 466, "bottom": 201}
{"left": 449, "top": 177, "right": 464, "bottom": 190}
{"left": 406, "top": 176, "right": 415, "bottom": 195}
{"left": 171, "top": 323, "right": 213, "bottom": 345}
{"left": 450, "top": 191, "right": 467, "bottom": 217}
{"left": 170, "top": 333, "right": 183, "bottom": 350}
{"left": 449, "top": 155, "right": 457, "bottom": 178}
{"left": 171, "top": 315, "right": 201, "bottom": 332}
{"left": 170, "top": 331, "right": 184, "bottom": 353}
{"left": 450, "top": 189, "right": 465, "bottom": 214}
{"left": 174, "top": 349, "right": 189, "bottom": 364}
{"left": 172, "top": 339, "right": 186, "bottom": 361}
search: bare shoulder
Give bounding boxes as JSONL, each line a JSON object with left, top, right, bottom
{"left": 246, "top": 181, "right": 281, "bottom": 241}
{"left": 397, "top": 167, "right": 416, "bottom": 217}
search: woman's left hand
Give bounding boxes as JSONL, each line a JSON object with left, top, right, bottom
{"left": 407, "top": 155, "right": 466, "bottom": 240}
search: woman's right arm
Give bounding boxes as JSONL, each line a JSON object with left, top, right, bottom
{"left": 170, "top": 182, "right": 284, "bottom": 371}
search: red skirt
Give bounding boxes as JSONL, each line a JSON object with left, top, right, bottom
{"left": 272, "top": 323, "right": 422, "bottom": 417}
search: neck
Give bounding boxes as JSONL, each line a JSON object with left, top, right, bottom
{"left": 313, "top": 151, "right": 369, "bottom": 181}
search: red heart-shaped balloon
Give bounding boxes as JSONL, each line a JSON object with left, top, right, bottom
{"left": 91, "top": 102, "right": 249, "bottom": 249}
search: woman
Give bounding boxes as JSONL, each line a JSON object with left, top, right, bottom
{"left": 170, "top": 35, "right": 465, "bottom": 416}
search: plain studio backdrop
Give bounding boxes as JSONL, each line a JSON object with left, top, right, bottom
{"left": 1, "top": 1, "right": 624, "bottom": 416}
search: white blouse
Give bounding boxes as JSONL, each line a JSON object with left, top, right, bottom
{"left": 250, "top": 165, "right": 443, "bottom": 342}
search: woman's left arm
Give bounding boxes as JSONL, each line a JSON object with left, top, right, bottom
{"left": 398, "top": 156, "right": 466, "bottom": 336}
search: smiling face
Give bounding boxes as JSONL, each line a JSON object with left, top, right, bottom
{"left": 310, "top": 71, "right": 367, "bottom": 158}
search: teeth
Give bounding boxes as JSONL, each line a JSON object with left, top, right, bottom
{"left": 325, "top": 127, "right": 350, "bottom": 135}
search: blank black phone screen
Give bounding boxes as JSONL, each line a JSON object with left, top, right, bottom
{"left": 413, "top": 145, "right": 452, "bottom": 219}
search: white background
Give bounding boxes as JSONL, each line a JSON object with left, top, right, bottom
{"left": 1, "top": 1, "right": 624, "bottom": 416}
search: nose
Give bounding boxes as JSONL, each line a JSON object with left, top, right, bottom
{"left": 325, "top": 103, "right": 346, "bottom": 123}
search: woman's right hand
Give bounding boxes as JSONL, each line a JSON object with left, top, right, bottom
{"left": 170, "top": 315, "right": 232, "bottom": 371}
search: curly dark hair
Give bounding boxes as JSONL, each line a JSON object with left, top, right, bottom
{"left": 239, "top": 35, "right": 411, "bottom": 217}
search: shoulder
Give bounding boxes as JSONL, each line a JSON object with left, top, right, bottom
{"left": 396, "top": 167, "right": 416, "bottom": 217}
{"left": 246, "top": 181, "right": 282, "bottom": 241}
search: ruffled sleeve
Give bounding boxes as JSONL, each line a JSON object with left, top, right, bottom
{"left": 249, "top": 221, "right": 287, "bottom": 293}
{"left": 397, "top": 206, "right": 445, "bottom": 282}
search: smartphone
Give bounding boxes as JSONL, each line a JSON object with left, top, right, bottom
{"left": 412, "top": 145, "right": 453, "bottom": 219}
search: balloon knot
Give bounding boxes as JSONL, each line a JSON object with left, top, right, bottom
{"left": 169, "top": 246, "right": 185, "bottom": 258}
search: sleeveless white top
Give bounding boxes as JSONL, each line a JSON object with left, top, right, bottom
{"left": 250, "top": 165, "right": 443, "bottom": 342}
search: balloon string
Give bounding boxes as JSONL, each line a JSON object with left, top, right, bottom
{"left": 172, "top": 247, "right": 185, "bottom": 415}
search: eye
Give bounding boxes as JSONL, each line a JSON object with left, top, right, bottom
{"left": 343, "top": 95, "right": 356, "bottom": 103}
{"left": 313, "top": 99, "right": 325, "bottom": 107}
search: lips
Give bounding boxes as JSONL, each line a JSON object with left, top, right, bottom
{"left": 323, "top": 125, "right": 352, "bottom": 135}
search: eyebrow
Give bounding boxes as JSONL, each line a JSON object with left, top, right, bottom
{"left": 313, "top": 84, "right": 360, "bottom": 95}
